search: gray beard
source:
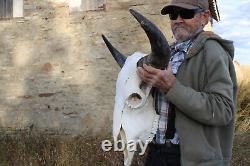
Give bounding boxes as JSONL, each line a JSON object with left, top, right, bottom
{"left": 174, "top": 26, "right": 204, "bottom": 43}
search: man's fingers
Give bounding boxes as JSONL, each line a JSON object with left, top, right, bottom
{"left": 167, "top": 63, "right": 172, "bottom": 71}
{"left": 137, "top": 67, "right": 155, "bottom": 84}
{"left": 138, "top": 67, "right": 152, "bottom": 79}
{"left": 143, "top": 64, "right": 159, "bottom": 74}
{"left": 168, "top": 62, "right": 172, "bottom": 67}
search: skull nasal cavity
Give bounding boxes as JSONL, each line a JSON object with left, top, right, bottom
{"left": 130, "top": 93, "right": 142, "bottom": 100}
{"left": 127, "top": 93, "right": 143, "bottom": 108}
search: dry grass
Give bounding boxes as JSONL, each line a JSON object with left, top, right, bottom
{"left": 0, "top": 131, "right": 148, "bottom": 166}
{"left": 0, "top": 132, "right": 123, "bottom": 166}
{"left": 232, "top": 79, "right": 250, "bottom": 166}
{"left": 232, "top": 131, "right": 250, "bottom": 166}
{"left": 0, "top": 131, "right": 249, "bottom": 166}
{"left": 236, "top": 65, "right": 250, "bottom": 132}
{"left": 236, "top": 77, "right": 250, "bottom": 133}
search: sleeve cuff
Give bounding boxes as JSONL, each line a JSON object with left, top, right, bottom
{"left": 166, "top": 79, "right": 185, "bottom": 103}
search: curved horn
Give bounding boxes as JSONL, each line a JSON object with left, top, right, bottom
{"left": 102, "top": 34, "right": 126, "bottom": 68}
{"left": 129, "top": 9, "right": 171, "bottom": 69}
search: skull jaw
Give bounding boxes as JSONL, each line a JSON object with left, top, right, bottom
{"left": 118, "top": 96, "right": 159, "bottom": 166}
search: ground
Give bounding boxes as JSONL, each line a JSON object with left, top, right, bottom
{"left": 0, "top": 131, "right": 249, "bottom": 165}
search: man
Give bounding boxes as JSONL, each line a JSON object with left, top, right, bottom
{"left": 137, "top": 0, "right": 237, "bottom": 165}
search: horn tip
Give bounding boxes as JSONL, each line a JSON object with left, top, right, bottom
{"left": 101, "top": 34, "right": 106, "bottom": 40}
{"left": 102, "top": 34, "right": 109, "bottom": 44}
{"left": 129, "top": 8, "right": 137, "bottom": 16}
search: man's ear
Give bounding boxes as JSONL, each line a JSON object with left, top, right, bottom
{"left": 202, "top": 10, "right": 211, "bottom": 25}
{"left": 204, "top": 10, "right": 211, "bottom": 19}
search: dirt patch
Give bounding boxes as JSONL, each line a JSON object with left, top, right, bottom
{"left": 232, "top": 132, "right": 250, "bottom": 166}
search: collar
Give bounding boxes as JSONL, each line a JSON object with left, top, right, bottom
{"left": 171, "top": 40, "right": 191, "bottom": 53}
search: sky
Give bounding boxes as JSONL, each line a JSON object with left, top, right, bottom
{"left": 213, "top": 0, "right": 250, "bottom": 64}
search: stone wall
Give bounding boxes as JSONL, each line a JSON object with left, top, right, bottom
{"left": 0, "top": 0, "right": 171, "bottom": 136}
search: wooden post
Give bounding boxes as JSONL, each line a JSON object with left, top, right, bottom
{"left": 0, "top": 0, "right": 23, "bottom": 18}
{"left": 0, "top": 0, "right": 13, "bottom": 18}
{"left": 0, "top": 0, "right": 4, "bottom": 18}
{"left": 5, "top": 0, "right": 13, "bottom": 18}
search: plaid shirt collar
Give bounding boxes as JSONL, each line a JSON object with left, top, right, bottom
{"left": 171, "top": 40, "right": 191, "bottom": 55}
{"left": 170, "top": 40, "right": 192, "bottom": 75}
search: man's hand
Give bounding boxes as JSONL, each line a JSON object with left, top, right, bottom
{"left": 137, "top": 64, "right": 176, "bottom": 93}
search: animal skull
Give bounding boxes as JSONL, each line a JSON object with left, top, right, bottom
{"left": 102, "top": 9, "right": 171, "bottom": 165}
{"left": 114, "top": 52, "right": 159, "bottom": 166}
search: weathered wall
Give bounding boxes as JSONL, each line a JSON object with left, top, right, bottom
{"left": 0, "top": 0, "right": 171, "bottom": 136}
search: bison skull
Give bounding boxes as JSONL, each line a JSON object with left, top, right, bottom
{"left": 102, "top": 9, "right": 171, "bottom": 166}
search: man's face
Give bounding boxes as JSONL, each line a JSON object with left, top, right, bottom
{"left": 170, "top": 8, "right": 207, "bottom": 42}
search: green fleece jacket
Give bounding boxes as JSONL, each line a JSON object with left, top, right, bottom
{"left": 166, "top": 31, "right": 237, "bottom": 166}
